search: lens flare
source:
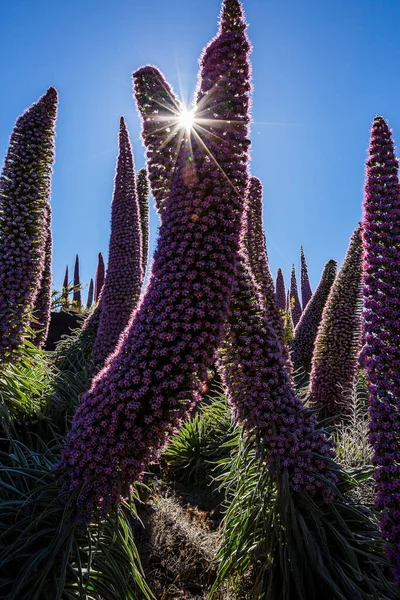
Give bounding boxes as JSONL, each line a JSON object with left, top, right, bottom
{"left": 179, "top": 108, "right": 195, "bottom": 131}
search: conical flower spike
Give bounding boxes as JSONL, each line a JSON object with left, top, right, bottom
{"left": 0, "top": 87, "right": 57, "bottom": 364}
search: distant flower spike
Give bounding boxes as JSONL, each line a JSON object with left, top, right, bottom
{"left": 86, "top": 278, "right": 94, "bottom": 310}
{"left": 62, "top": 265, "right": 69, "bottom": 310}
{"left": 136, "top": 168, "right": 150, "bottom": 280}
{"left": 73, "top": 254, "right": 81, "bottom": 309}
{"left": 58, "top": 0, "right": 251, "bottom": 524}
{"left": 362, "top": 116, "right": 400, "bottom": 583}
{"left": 300, "top": 245, "right": 312, "bottom": 309}
{"left": 275, "top": 268, "right": 286, "bottom": 312}
{"left": 94, "top": 253, "right": 105, "bottom": 303}
{"left": 0, "top": 87, "right": 57, "bottom": 364}
{"left": 290, "top": 260, "right": 337, "bottom": 374}
{"left": 309, "top": 228, "right": 363, "bottom": 417}
{"left": 92, "top": 117, "right": 143, "bottom": 368}
{"left": 290, "top": 264, "right": 302, "bottom": 326}
{"left": 284, "top": 294, "right": 295, "bottom": 346}
{"left": 246, "top": 176, "right": 284, "bottom": 345}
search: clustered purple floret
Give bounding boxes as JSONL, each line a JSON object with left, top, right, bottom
{"left": 310, "top": 228, "right": 363, "bottom": 418}
{"left": 289, "top": 264, "right": 302, "bottom": 326}
{"left": 31, "top": 207, "right": 53, "bottom": 348}
{"left": 136, "top": 168, "right": 150, "bottom": 279}
{"left": 0, "top": 87, "right": 57, "bottom": 365}
{"left": 92, "top": 117, "right": 143, "bottom": 368}
{"left": 218, "top": 207, "right": 336, "bottom": 498}
{"left": 58, "top": 0, "right": 251, "bottom": 524}
{"left": 290, "top": 260, "right": 337, "bottom": 374}
{"left": 275, "top": 268, "right": 286, "bottom": 312}
{"left": 94, "top": 252, "right": 105, "bottom": 303}
{"left": 73, "top": 254, "right": 81, "bottom": 309}
{"left": 362, "top": 116, "right": 400, "bottom": 583}
{"left": 300, "top": 245, "right": 312, "bottom": 310}
{"left": 246, "top": 176, "right": 285, "bottom": 347}
{"left": 86, "top": 278, "right": 94, "bottom": 310}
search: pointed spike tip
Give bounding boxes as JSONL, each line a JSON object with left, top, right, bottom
{"left": 220, "top": 0, "right": 246, "bottom": 33}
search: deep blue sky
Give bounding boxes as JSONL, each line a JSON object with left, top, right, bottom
{"left": 1, "top": 0, "right": 400, "bottom": 302}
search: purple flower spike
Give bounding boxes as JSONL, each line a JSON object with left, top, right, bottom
{"left": 310, "top": 228, "right": 363, "bottom": 418}
{"left": 289, "top": 264, "right": 302, "bottom": 327}
{"left": 0, "top": 87, "right": 57, "bottom": 365}
{"left": 86, "top": 278, "right": 94, "bottom": 311}
{"left": 275, "top": 268, "right": 286, "bottom": 313}
{"left": 94, "top": 253, "right": 105, "bottom": 303}
{"left": 362, "top": 116, "right": 400, "bottom": 583}
{"left": 290, "top": 260, "right": 337, "bottom": 374}
{"left": 300, "top": 246, "right": 313, "bottom": 309}
{"left": 136, "top": 168, "right": 150, "bottom": 279}
{"left": 58, "top": 0, "right": 251, "bottom": 524}
{"left": 218, "top": 206, "right": 336, "bottom": 498}
{"left": 31, "top": 207, "right": 53, "bottom": 348}
{"left": 246, "top": 176, "right": 284, "bottom": 346}
{"left": 284, "top": 293, "right": 295, "bottom": 345}
{"left": 92, "top": 117, "right": 143, "bottom": 368}
{"left": 73, "top": 254, "right": 81, "bottom": 310}
{"left": 62, "top": 265, "right": 69, "bottom": 310}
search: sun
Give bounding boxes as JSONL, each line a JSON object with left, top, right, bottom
{"left": 178, "top": 107, "right": 195, "bottom": 131}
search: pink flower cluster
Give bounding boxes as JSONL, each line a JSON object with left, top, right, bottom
{"left": 58, "top": 0, "right": 251, "bottom": 523}
{"left": 362, "top": 116, "right": 400, "bottom": 583}
{"left": 310, "top": 228, "right": 363, "bottom": 418}
{"left": 92, "top": 117, "right": 143, "bottom": 368}
{"left": 0, "top": 87, "right": 57, "bottom": 364}
{"left": 290, "top": 260, "right": 337, "bottom": 374}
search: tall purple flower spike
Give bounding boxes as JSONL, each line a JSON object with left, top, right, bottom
{"left": 92, "top": 117, "right": 143, "bottom": 368}
{"left": 300, "top": 245, "right": 312, "bottom": 309}
{"left": 362, "top": 116, "right": 400, "bottom": 583}
{"left": 289, "top": 264, "right": 302, "bottom": 326}
{"left": 275, "top": 268, "right": 286, "bottom": 312}
{"left": 94, "top": 252, "right": 105, "bottom": 303}
{"left": 31, "top": 207, "right": 53, "bottom": 348}
{"left": 246, "top": 176, "right": 284, "bottom": 346}
{"left": 62, "top": 265, "right": 69, "bottom": 310}
{"left": 58, "top": 0, "right": 251, "bottom": 523}
{"left": 290, "top": 260, "right": 337, "bottom": 374}
{"left": 310, "top": 228, "right": 363, "bottom": 418}
{"left": 73, "top": 254, "right": 81, "bottom": 309}
{"left": 136, "top": 168, "right": 150, "bottom": 280}
{"left": 0, "top": 87, "right": 57, "bottom": 365}
{"left": 218, "top": 206, "right": 336, "bottom": 498}
{"left": 86, "top": 278, "right": 94, "bottom": 311}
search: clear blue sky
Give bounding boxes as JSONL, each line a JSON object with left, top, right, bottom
{"left": 1, "top": 0, "right": 400, "bottom": 302}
